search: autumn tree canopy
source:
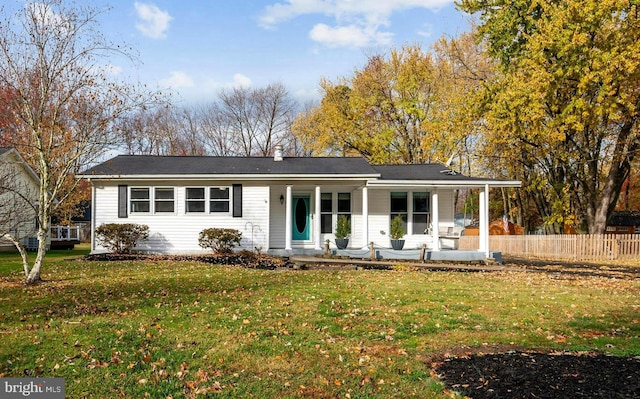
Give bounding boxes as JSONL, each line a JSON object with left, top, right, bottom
{"left": 293, "top": 40, "right": 491, "bottom": 166}
{"left": 458, "top": 0, "right": 640, "bottom": 233}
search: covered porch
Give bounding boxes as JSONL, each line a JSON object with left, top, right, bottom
{"left": 272, "top": 176, "right": 518, "bottom": 261}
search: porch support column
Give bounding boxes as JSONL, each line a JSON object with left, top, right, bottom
{"left": 285, "top": 185, "right": 292, "bottom": 251}
{"left": 315, "top": 186, "right": 322, "bottom": 250}
{"left": 361, "top": 186, "right": 369, "bottom": 249}
{"left": 483, "top": 184, "right": 490, "bottom": 257}
{"left": 478, "top": 184, "right": 490, "bottom": 257}
{"left": 431, "top": 189, "right": 440, "bottom": 251}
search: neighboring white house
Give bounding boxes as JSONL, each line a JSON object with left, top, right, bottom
{"left": 79, "top": 149, "right": 520, "bottom": 258}
{"left": 0, "top": 148, "right": 40, "bottom": 251}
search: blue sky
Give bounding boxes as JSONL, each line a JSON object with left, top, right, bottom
{"left": 96, "top": 0, "right": 472, "bottom": 104}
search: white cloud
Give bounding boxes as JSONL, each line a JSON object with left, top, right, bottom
{"left": 259, "top": 0, "right": 452, "bottom": 47}
{"left": 294, "top": 87, "right": 322, "bottom": 103}
{"left": 26, "top": 2, "right": 72, "bottom": 32}
{"left": 231, "top": 73, "right": 252, "bottom": 88}
{"left": 417, "top": 22, "right": 434, "bottom": 38}
{"left": 134, "top": 2, "right": 173, "bottom": 39}
{"left": 201, "top": 74, "right": 253, "bottom": 93}
{"left": 259, "top": 0, "right": 326, "bottom": 28}
{"left": 105, "top": 64, "right": 123, "bottom": 76}
{"left": 309, "top": 23, "right": 392, "bottom": 47}
{"left": 159, "top": 71, "right": 194, "bottom": 89}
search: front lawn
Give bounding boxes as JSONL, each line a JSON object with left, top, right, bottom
{"left": 0, "top": 251, "right": 638, "bottom": 398}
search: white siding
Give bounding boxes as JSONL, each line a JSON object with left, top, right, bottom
{"left": 269, "top": 186, "right": 286, "bottom": 249}
{"left": 268, "top": 184, "right": 365, "bottom": 250}
{"left": 93, "top": 181, "right": 269, "bottom": 254}
{"left": 91, "top": 179, "right": 460, "bottom": 254}
{"left": 368, "top": 189, "right": 391, "bottom": 248}
{"left": 350, "top": 189, "right": 363, "bottom": 248}
{"left": 366, "top": 188, "right": 457, "bottom": 249}
{"left": 437, "top": 190, "right": 455, "bottom": 227}
{"left": 0, "top": 153, "right": 40, "bottom": 251}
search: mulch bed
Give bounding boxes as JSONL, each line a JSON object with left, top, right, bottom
{"left": 433, "top": 350, "right": 640, "bottom": 398}
{"left": 83, "top": 252, "right": 293, "bottom": 269}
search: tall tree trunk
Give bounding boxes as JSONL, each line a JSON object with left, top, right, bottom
{"left": 25, "top": 227, "right": 47, "bottom": 284}
{"left": 586, "top": 121, "right": 637, "bottom": 234}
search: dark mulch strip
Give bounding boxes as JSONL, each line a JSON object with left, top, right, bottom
{"left": 434, "top": 351, "right": 640, "bottom": 398}
{"left": 83, "top": 252, "right": 292, "bottom": 270}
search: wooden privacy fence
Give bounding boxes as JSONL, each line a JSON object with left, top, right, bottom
{"left": 459, "top": 234, "right": 640, "bottom": 261}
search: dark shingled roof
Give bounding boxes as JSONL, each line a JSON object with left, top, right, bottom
{"left": 372, "top": 164, "right": 487, "bottom": 181}
{"left": 81, "top": 155, "right": 378, "bottom": 176}
{"left": 609, "top": 210, "right": 640, "bottom": 227}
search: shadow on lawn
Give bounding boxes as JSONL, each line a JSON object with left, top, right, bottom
{"left": 504, "top": 257, "right": 640, "bottom": 280}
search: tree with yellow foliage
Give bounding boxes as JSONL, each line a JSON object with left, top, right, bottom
{"left": 294, "top": 37, "right": 492, "bottom": 167}
{"left": 459, "top": 0, "right": 640, "bottom": 233}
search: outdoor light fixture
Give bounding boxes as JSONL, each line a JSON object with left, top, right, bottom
{"left": 280, "top": 194, "right": 284, "bottom": 205}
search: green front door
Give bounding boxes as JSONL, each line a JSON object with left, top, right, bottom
{"left": 292, "top": 195, "right": 311, "bottom": 241}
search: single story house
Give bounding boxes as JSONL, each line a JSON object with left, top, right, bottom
{"left": 607, "top": 210, "right": 640, "bottom": 234}
{"left": 0, "top": 147, "right": 41, "bottom": 251}
{"left": 79, "top": 148, "right": 521, "bottom": 259}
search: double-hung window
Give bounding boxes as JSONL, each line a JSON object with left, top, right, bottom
{"left": 130, "top": 188, "right": 150, "bottom": 213}
{"left": 130, "top": 187, "right": 174, "bottom": 213}
{"left": 320, "top": 193, "right": 333, "bottom": 234}
{"left": 337, "top": 192, "right": 351, "bottom": 222}
{"left": 390, "top": 192, "right": 408, "bottom": 232}
{"left": 154, "top": 188, "right": 175, "bottom": 213}
{"left": 210, "top": 187, "right": 230, "bottom": 213}
{"left": 186, "top": 188, "right": 205, "bottom": 213}
{"left": 412, "top": 192, "right": 430, "bottom": 234}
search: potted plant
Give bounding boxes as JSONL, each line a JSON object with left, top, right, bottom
{"left": 389, "top": 215, "right": 406, "bottom": 250}
{"left": 334, "top": 215, "right": 350, "bottom": 249}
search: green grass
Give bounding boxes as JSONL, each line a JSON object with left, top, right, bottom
{"left": 0, "top": 249, "right": 638, "bottom": 398}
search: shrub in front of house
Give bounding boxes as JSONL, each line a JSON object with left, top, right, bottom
{"left": 95, "top": 223, "right": 149, "bottom": 254}
{"left": 198, "top": 228, "right": 242, "bottom": 254}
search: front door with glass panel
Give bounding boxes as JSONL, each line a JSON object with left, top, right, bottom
{"left": 292, "top": 195, "right": 311, "bottom": 241}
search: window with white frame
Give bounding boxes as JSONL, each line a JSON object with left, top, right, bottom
{"left": 337, "top": 192, "right": 351, "bottom": 223}
{"left": 154, "top": 188, "right": 175, "bottom": 213}
{"left": 209, "top": 187, "right": 230, "bottom": 213}
{"left": 130, "top": 188, "right": 150, "bottom": 213}
{"left": 186, "top": 187, "right": 205, "bottom": 213}
{"left": 412, "top": 192, "right": 430, "bottom": 234}
{"left": 320, "top": 193, "right": 332, "bottom": 234}
{"left": 390, "top": 192, "right": 408, "bottom": 232}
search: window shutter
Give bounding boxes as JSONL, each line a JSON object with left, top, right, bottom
{"left": 232, "top": 184, "right": 242, "bottom": 217}
{"left": 118, "top": 185, "right": 128, "bottom": 218}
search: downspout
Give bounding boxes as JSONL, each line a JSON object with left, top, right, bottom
{"left": 90, "top": 180, "right": 96, "bottom": 253}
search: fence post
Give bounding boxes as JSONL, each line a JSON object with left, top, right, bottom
{"left": 574, "top": 235, "right": 580, "bottom": 261}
